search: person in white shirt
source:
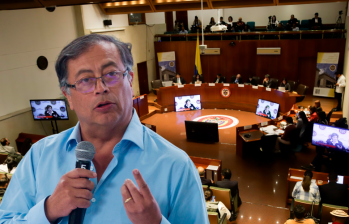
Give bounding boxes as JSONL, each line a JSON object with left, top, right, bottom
{"left": 334, "top": 72, "right": 346, "bottom": 111}
{"left": 0, "top": 138, "right": 17, "bottom": 154}
{"left": 179, "top": 26, "right": 188, "bottom": 34}
{"left": 292, "top": 23, "right": 299, "bottom": 31}
{"left": 268, "top": 15, "right": 279, "bottom": 30}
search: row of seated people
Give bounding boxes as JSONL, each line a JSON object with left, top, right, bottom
{"left": 197, "top": 167, "right": 241, "bottom": 221}
{"left": 292, "top": 171, "right": 348, "bottom": 208}
{"left": 174, "top": 13, "right": 323, "bottom": 34}
{"left": 286, "top": 204, "right": 349, "bottom": 224}
{"left": 172, "top": 73, "right": 294, "bottom": 90}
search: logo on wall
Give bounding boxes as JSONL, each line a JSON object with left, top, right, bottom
{"left": 220, "top": 87, "right": 231, "bottom": 98}
{"left": 313, "top": 131, "right": 317, "bottom": 136}
{"left": 339, "top": 129, "right": 347, "bottom": 134}
{"left": 330, "top": 65, "right": 337, "bottom": 72}
{"left": 319, "top": 126, "right": 326, "bottom": 130}
{"left": 60, "top": 107, "right": 66, "bottom": 112}
{"left": 273, "top": 109, "right": 277, "bottom": 114}
{"left": 32, "top": 107, "right": 36, "bottom": 112}
{"left": 35, "top": 101, "right": 41, "bottom": 105}
{"left": 51, "top": 101, "right": 56, "bottom": 105}
{"left": 193, "top": 115, "right": 239, "bottom": 129}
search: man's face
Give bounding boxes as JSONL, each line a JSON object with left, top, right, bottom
{"left": 315, "top": 15, "right": 318, "bottom": 19}
{"left": 266, "top": 107, "right": 269, "bottom": 113}
{"left": 5, "top": 138, "right": 9, "bottom": 146}
{"left": 266, "top": 77, "right": 269, "bottom": 81}
{"left": 291, "top": 15, "right": 294, "bottom": 19}
{"left": 48, "top": 107, "right": 52, "bottom": 113}
{"left": 186, "top": 101, "right": 190, "bottom": 107}
{"left": 220, "top": 18, "right": 223, "bottom": 22}
{"left": 239, "top": 18, "right": 242, "bottom": 22}
{"left": 237, "top": 74, "right": 241, "bottom": 79}
{"left": 176, "top": 74, "right": 180, "bottom": 79}
{"left": 63, "top": 42, "right": 133, "bottom": 128}
{"left": 332, "top": 135, "right": 338, "bottom": 142}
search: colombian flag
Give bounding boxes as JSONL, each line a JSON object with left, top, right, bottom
{"left": 195, "top": 32, "right": 202, "bottom": 75}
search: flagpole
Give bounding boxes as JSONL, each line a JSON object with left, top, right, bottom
{"left": 201, "top": 0, "right": 204, "bottom": 46}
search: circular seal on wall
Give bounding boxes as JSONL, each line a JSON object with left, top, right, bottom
{"left": 319, "top": 125, "right": 326, "bottom": 130}
{"left": 51, "top": 101, "right": 56, "bottom": 105}
{"left": 60, "top": 107, "right": 66, "bottom": 112}
{"left": 220, "top": 87, "right": 231, "bottom": 98}
{"left": 35, "top": 101, "right": 41, "bottom": 105}
{"left": 329, "top": 65, "right": 336, "bottom": 72}
{"left": 32, "top": 107, "right": 36, "bottom": 112}
{"left": 339, "top": 129, "right": 347, "bottom": 134}
{"left": 169, "top": 61, "right": 175, "bottom": 67}
{"left": 193, "top": 115, "right": 239, "bottom": 129}
{"left": 313, "top": 131, "right": 317, "bottom": 137}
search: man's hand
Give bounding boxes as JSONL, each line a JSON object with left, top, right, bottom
{"left": 45, "top": 169, "right": 96, "bottom": 223}
{"left": 211, "top": 179, "right": 214, "bottom": 184}
{"left": 121, "top": 169, "right": 162, "bottom": 224}
{"left": 336, "top": 83, "right": 339, "bottom": 86}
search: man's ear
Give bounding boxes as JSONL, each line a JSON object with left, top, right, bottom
{"left": 129, "top": 71, "right": 134, "bottom": 84}
{"left": 61, "top": 87, "right": 74, "bottom": 111}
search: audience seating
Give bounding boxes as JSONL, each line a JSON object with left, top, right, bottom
{"left": 270, "top": 78, "right": 279, "bottom": 89}
{"left": 230, "top": 75, "right": 236, "bottom": 83}
{"left": 208, "top": 212, "right": 227, "bottom": 224}
{"left": 288, "top": 80, "right": 297, "bottom": 92}
{"left": 151, "top": 80, "right": 162, "bottom": 95}
{"left": 295, "top": 84, "right": 309, "bottom": 103}
{"left": 252, "top": 76, "right": 260, "bottom": 85}
{"left": 202, "top": 185, "right": 232, "bottom": 210}
{"left": 0, "top": 154, "right": 7, "bottom": 165}
{"left": 246, "top": 21, "right": 255, "bottom": 31}
{"left": 319, "top": 204, "right": 349, "bottom": 224}
{"left": 290, "top": 198, "right": 320, "bottom": 219}
{"left": 280, "top": 20, "right": 288, "bottom": 27}
{"left": 300, "top": 20, "right": 310, "bottom": 30}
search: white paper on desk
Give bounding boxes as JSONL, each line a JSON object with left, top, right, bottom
{"left": 209, "top": 83, "right": 215, "bottom": 86}
{"left": 0, "top": 164, "right": 8, "bottom": 173}
{"left": 275, "top": 129, "right": 284, "bottom": 135}
{"left": 238, "top": 84, "right": 244, "bottom": 87}
{"left": 258, "top": 85, "right": 264, "bottom": 87}
{"left": 140, "top": 95, "right": 144, "bottom": 99}
{"left": 278, "top": 89, "right": 285, "bottom": 93}
{"left": 278, "top": 116, "right": 283, "bottom": 121}
{"left": 266, "top": 88, "right": 272, "bottom": 91}
{"left": 287, "top": 111, "right": 291, "bottom": 116}
{"left": 252, "top": 86, "right": 258, "bottom": 89}
{"left": 195, "top": 84, "right": 201, "bottom": 87}
{"left": 224, "top": 83, "right": 230, "bottom": 86}
{"left": 178, "top": 85, "right": 184, "bottom": 88}
{"left": 290, "top": 176, "right": 303, "bottom": 180}
{"left": 206, "top": 165, "right": 219, "bottom": 171}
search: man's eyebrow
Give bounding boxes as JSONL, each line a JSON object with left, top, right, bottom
{"left": 101, "top": 61, "right": 118, "bottom": 71}
{"left": 75, "top": 69, "right": 93, "bottom": 79}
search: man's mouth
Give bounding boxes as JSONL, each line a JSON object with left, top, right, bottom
{"left": 95, "top": 101, "right": 114, "bottom": 109}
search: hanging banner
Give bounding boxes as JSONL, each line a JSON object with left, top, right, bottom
{"left": 313, "top": 52, "right": 339, "bottom": 97}
{"left": 157, "top": 51, "right": 176, "bottom": 82}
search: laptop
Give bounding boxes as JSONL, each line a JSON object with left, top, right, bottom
{"left": 162, "top": 81, "right": 173, "bottom": 87}
{"left": 278, "top": 87, "right": 285, "bottom": 91}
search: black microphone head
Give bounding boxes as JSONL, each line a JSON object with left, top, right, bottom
{"left": 75, "top": 141, "right": 95, "bottom": 161}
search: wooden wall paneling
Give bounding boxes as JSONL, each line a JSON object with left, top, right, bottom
{"left": 165, "top": 11, "right": 174, "bottom": 31}
{"left": 234, "top": 41, "right": 258, "bottom": 81}
{"left": 297, "top": 57, "right": 317, "bottom": 92}
{"left": 298, "top": 39, "right": 319, "bottom": 58}
{"left": 278, "top": 40, "right": 299, "bottom": 83}
{"left": 176, "top": 11, "right": 188, "bottom": 30}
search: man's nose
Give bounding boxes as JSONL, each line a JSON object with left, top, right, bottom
{"left": 94, "top": 78, "right": 109, "bottom": 94}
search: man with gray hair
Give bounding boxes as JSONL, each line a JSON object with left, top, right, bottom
{"left": 197, "top": 166, "right": 214, "bottom": 186}
{"left": 0, "top": 34, "right": 208, "bottom": 223}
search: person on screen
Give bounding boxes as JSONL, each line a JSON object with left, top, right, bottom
{"left": 44, "top": 105, "right": 60, "bottom": 118}
{"left": 326, "top": 133, "right": 344, "bottom": 149}
{"left": 184, "top": 99, "right": 196, "bottom": 110}
{"left": 262, "top": 105, "right": 272, "bottom": 119}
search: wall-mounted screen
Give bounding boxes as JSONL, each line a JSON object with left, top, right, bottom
{"left": 30, "top": 100, "right": 69, "bottom": 120}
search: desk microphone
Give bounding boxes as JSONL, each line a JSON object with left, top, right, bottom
{"left": 68, "top": 141, "right": 95, "bottom": 224}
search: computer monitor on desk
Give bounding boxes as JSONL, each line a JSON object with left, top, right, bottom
{"left": 185, "top": 121, "right": 219, "bottom": 143}
{"left": 278, "top": 87, "right": 285, "bottom": 91}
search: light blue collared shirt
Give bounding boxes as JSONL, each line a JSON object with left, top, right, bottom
{"left": 0, "top": 109, "right": 208, "bottom": 223}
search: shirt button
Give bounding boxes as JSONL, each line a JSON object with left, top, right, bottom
{"left": 90, "top": 166, "right": 94, "bottom": 171}
{"left": 91, "top": 198, "right": 96, "bottom": 203}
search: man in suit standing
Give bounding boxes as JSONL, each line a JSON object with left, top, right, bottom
{"left": 319, "top": 172, "right": 349, "bottom": 207}
{"left": 215, "top": 168, "right": 242, "bottom": 207}
{"left": 214, "top": 74, "right": 225, "bottom": 83}
{"left": 311, "top": 13, "right": 322, "bottom": 30}
{"left": 197, "top": 167, "right": 214, "bottom": 186}
{"left": 173, "top": 73, "right": 186, "bottom": 85}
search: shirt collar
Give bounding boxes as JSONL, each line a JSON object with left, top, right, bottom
{"left": 66, "top": 108, "right": 144, "bottom": 151}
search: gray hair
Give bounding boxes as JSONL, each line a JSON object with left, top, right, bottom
{"left": 55, "top": 34, "right": 133, "bottom": 94}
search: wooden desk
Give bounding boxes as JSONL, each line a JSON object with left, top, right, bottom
{"left": 15, "top": 133, "right": 46, "bottom": 153}
{"left": 285, "top": 168, "right": 349, "bottom": 207}
{"left": 190, "top": 156, "right": 222, "bottom": 182}
{"left": 133, "top": 94, "right": 149, "bottom": 118}
{"left": 239, "top": 130, "right": 264, "bottom": 142}
{"left": 157, "top": 84, "right": 299, "bottom": 114}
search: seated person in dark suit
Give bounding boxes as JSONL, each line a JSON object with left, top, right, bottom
{"left": 219, "top": 17, "right": 226, "bottom": 25}
{"left": 193, "top": 74, "right": 204, "bottom": 84}
{"left": 319, "top": 172, "right": 349, "bottom": 207}
{"left": 184, "top": 99, "right": 196, "bottom": 111}
{"left": 198, "top": 166, "right": 213, "bottom": 186}
{"left": 214, "top": 74, "right": 225, "bottom": 83}
{"left": 173, "top": 73, "right": 186, "bottom": 85}
{"left": 236, "top": 17, "right": 245, "bottom": 31}
{"left": 287, "top": 14, "right": 299, "bottom": 30}
{"left": 231, "top": 74, "right": 242, "bottom": 84}
{"left": 263, "top": 74, "right": 271, "bottom": 88}
{"left": 275, "top": 23, "right": 285, "bottom": 31}
{"left": 311, "top": 13, "right": 322, "bottom": 30}
{"left": 215, "top": 168, "right": 242, "bottom": 207}
{"left": 326, "top": 133, "right": 344, "bottom": 150}
{"left": 280, "top": 78, "right": 291, "bottom": 91}
{"left": 245, "top": 76, "right": 256, "bottom": 85}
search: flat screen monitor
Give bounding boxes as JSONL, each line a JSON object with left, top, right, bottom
{"left": 175, "top": 95, "right": 201, "bottom": 112}
{"left": 312, "top": 123, "right": 349, "bottom": 153}
{"left": 185, "top": 121, "right": 219, "bottom": 142}
{"left": 30, "top": 100, "right": 69, "bottom": 120}
{"left": 255, "top": 99, "right": 280, "bottom": 119}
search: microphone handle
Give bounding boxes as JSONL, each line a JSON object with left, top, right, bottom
{"left": 68, "top": 160, "right": 91, "bottom": 224}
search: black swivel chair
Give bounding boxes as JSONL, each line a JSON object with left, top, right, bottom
{"left": 295, "top": 84, "right": 309, "bottom": 103}
{"left": 192, "top": 75, "right": 204, "bottom": 83}
{"left": 151, "top": 80, "right": 163, "bottom": 102}
{"left": 288, "top": 80, "right": 297, "bottom": 92}
{"left": 230, "top": 76, "right": 236, "bottom": 83}
{"left": 270, "top": 78, "right": 279, "bottom": 89}
{"left": 221, "top": 76, "right": 226, "bottom": 83}
{"left": 252, "top": 76, "right": 260, "bottom": 85}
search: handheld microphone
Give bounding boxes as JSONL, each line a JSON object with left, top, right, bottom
{"left": 68, "top": 141, "right": 95, "bottom": 224}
